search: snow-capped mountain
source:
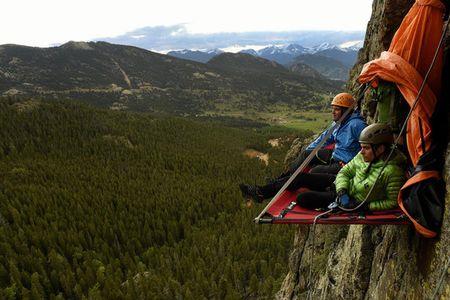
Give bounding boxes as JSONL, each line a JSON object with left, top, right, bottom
{"left": 285, "top": 44, "right": 309, "bottom": 54}
{"left": 167, "top": 42, "right": 361, "bottom": 66}
{"left": 254, "top": 43, "right": 360, "bottom": 66}
{"left": 339, "top": 40, "right": 364, "bottom": 51}
{"left": 256, "top": 44, "right": 310, "bottom": 65}
{"left": 310, "top": 42, "right": 334, "bottom": 52}
{"left": 257, "top": 44, "right": 309, "bottom": 55}
{"left": 166, "top": 42, "right": 362, "bottom": 80}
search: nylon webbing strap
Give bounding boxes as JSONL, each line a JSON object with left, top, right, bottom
{"left": 254, "top": 85, "right": 368, "bottom": 223}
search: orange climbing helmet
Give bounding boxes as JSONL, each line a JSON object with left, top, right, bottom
{"left": 331, "top": 93, "right": 355, "bottom": 108}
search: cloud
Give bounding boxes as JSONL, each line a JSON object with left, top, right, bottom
{"left": 1, "top": 0, "right": 372, "bottom": 47}
{"left": 99, "top": 24, "right": 365, "bottom": 52}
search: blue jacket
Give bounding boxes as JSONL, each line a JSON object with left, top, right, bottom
{"left": 306, "top": 112, "right": 367, "bottom": 163}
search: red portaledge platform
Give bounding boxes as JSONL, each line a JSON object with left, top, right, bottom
{"left": 261, "top": 189, "right": 411, "bottom": 225}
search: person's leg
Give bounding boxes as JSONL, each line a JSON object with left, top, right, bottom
{"left": 241, "top": 174, "right": 291, "bottom": 201}
{"left": 246, "top": 169, "right": 336, "bottom": 200}
{"left": 241, "top": 149, "right": 334, "bottom": 201}
{"left": 288, "top": 172, "right": 336, "bottom": 191}
{"left": 310, "top": 162, "right": 342, "bottom": 175}
{"left": 257, "top": 175, "right": 290, "bottom": 198}
{"left": 256, "top": 148, "right": 332, "bottom": 197}
{"left": 296, "top": 190, "right": 336, "bottom": 209}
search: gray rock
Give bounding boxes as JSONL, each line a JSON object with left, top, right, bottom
{"left": 278, "top": 1, "right": 450, "bottom": 299}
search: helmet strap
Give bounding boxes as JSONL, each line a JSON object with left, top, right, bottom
{"left": 371, "top": 144, "right": 379, "bottom": 162}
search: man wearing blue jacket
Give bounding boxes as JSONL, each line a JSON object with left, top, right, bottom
{"left": 240, "top": 93, "right": 367, "bottom": 202}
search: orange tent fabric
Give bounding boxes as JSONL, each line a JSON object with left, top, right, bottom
{"left": 358, "top": 0, "right": 446, "bottom": 237}
{"left": 358, "top": 0, "right": 446, "bottom": 166}
{"left": 388, "top": 0, "right": 445, "bottom": 96}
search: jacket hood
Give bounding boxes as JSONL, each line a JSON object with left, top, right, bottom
{"left": 342, "top": 110, "right": 364, "bottom": 125}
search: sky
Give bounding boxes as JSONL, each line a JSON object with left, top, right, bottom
{"left": 1, "top": 0, "right": 373, "bottom": 47}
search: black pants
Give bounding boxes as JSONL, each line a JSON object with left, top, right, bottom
{"left": 258, "top": 149, "right": 340, "bottom": 199}
{"left": 295, "top": 173, "right": 337, "bottom": 209}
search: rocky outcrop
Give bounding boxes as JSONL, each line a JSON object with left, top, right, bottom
{"left": 277, "top": 1, "right": 450, "bottom": 299}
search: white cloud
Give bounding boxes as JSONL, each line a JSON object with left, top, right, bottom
{"left": 1, "top": 0, "right": 372, "bottom": 47}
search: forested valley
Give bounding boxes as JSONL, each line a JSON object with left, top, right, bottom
{"left": 0, "top": 98, "right": 312, "bottom": 299}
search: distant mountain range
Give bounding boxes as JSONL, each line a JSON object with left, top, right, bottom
{"left": 97, "top": 24, "right": 364, "bottom": 52}
{"left": 90, "top": 25, "right": 364, "bottom": 81}
{"left": 0, "top": 41, "right": 343, "bottom": 115}
{"left": 167, "top": 43, "right": 360, "bottom": 80}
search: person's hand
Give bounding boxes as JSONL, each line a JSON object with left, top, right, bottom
{"left": 338, "top": 193, "right": 351, "bottom": 208}
{"left": 328, "top": 189, "right": 349, "bottom": 211}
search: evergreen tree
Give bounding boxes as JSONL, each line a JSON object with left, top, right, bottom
{"left": 30, "top": 273, "right": 45, "bottom": 300}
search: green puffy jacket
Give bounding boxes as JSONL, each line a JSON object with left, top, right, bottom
{"left": 334, "top": 150, "right": 406, "bottom": 211}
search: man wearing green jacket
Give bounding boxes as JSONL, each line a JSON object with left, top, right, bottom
{"left": 295, "top": 123, "right": 406, "bottom": 211}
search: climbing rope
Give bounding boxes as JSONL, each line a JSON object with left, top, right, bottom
{"left": 306, "top": 209, "right": 333, "bottom": 300}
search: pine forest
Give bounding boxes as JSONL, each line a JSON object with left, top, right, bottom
{"left": 0, "top": 98, "right": 312, "bottom": 299}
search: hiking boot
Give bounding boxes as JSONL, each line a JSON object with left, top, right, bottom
{"left": 239, "top": 184, "right": 265, "bottom": 203}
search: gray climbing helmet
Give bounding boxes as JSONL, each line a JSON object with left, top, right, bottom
{"left": 359, "top": 123, "right": 394, "bottom": 145}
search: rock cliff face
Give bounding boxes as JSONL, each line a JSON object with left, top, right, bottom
{"left": 277, "top": 1, "right": 450, "bottom": 299}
